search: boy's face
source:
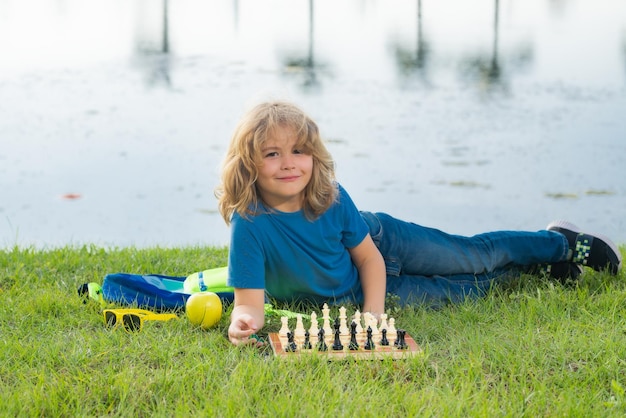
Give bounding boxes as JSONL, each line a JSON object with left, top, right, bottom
{"left": 256, "top": 126, "right": 313, "bottom": 212}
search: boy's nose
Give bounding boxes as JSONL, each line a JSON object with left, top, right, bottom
{"left": 281, "top": 156, "right": 295, "bottom": 169}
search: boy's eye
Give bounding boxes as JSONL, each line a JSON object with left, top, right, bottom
{"left": 264, "top": 151, "right": 278, "bottom": 158}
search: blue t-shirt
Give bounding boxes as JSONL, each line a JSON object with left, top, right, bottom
{"left": 227, "top": 184, "right": 369, "bottom": 305}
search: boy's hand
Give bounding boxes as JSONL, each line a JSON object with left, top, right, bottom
{"left": 228, "top": 313, "right": 260, "bottom": 346}
{"left": 229, "top": 288, "right": 266, "bottom": 346}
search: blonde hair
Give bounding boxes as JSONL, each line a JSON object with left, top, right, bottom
{"left": 215, "top": 101, "right": 338, "bottom": 224}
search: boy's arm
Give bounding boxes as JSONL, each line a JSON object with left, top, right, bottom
{"left": 228, "top": 288, "right": 266, "bottom": 346}
{"left": 348, "top": 234, "right": 386, "bottom": 317}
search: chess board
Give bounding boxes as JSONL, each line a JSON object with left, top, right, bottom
{"left": 268, "top": 330, "right": 421, "bottom": 360}
{"left": 268, "top": 304, "right": 420, "bottom": 360}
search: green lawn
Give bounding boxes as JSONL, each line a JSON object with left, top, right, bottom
{"left": 1, "top": 245, "right": 625, "bottom": 417}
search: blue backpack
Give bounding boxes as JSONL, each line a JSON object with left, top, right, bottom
{"left": 99, "top": 267, "right": 234, "bottom": 310}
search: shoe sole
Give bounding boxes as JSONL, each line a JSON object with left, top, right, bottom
{"left": 547, "top": 220, "right": 623, "bottom": 274}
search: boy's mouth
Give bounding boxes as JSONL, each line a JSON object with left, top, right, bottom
{"left": 277, "top": 175, "right": 300, "bottom": 181}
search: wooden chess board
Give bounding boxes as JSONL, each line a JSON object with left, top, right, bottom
{"left": 268, "top": 330, "right": 421, "bottom": 360}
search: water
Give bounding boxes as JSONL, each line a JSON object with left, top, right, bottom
{"left": 1, "top": 0, "right": 625, "bottom": 249}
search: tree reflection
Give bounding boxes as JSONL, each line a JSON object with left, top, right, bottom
{"left": 390, "top": 0, "right": 533, "bottom": 94}
{"left": 458, "top": 0, "right": 532, "bottom": 95}
{"left": 133, "top": 0, "right": 172, "bottom": 87}
{"left": 279, "top": 0, "right": 330, "bottom": 91}
{"left": 459, "top": 0, "right": 504, "bottom": 92}
{"left": 390, "top": 0, "right": 431, "bottom": 86}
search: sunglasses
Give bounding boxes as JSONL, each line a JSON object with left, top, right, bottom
{"left": 103, "top": 309, "right": 177, "bottom": 333}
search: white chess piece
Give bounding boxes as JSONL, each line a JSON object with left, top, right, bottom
{"left": 387, "top": 317, "right": 397, "bottom": 339}
{"left": 339, "top": 306, "right": 349, "bottom": 335}
{"left": 322, "top": 303, "right": 332, "bottom": 336}
{"left": 294, "top": 314, "right": 306, "bottom": 339}
{"left": 379, "top": 313, "right": 389, "bottom": 332}
{"left": 308, "top": 311, "right": 319, "bottom": 336}
{"left": 353, "top": 310, "right": 363, "bottom": 334}
{"left": 362, "top": 313, "right": 371, "bottom": 333}
{"left": 279, "top": 316, "right": 290, "bottom": 336}
{"left": 366, "top": 312, "right": 379, "bottom": 335}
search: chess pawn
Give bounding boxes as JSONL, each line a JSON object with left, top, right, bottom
{"left": 294, "top": 314, "right": 306, "bottom": 339}
{"left": 379, "top": 313, "right": 389, "bottom": 332}
{"left": 339, "top": 306, "right": 349, "bottom": 335}
{"left": 303, "top": 331, "right": 312, "bottom": 350}
{"left": 353, "top": 310, "right": 363, "bottom": 334}
{"left": 286, "top": 331, "right": 297, "bottom": 352}
{"left": 395, "top": 329, "right": 408, "bottom": 350}
{"left": 387, "top": 317, "right": 397, "bottom": 340}
{"left": 380, "top": 328, "right": 390, "bottom": 346}
{"left": 317, "top": 328, "right": 328, "bottom": 351}
{"left": 308, "top": 311, "right": 319, "bottom": 336}
{"left": 279, "top": 316, "right": 290, "bottom": 337}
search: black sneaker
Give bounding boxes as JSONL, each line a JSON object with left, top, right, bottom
{"left": 547, "top": 220, "right": 622, "bottom": 275}
{"left": 544, "top": 262, "right": 584, "bottom": 282}
{"left": 529, "top": 262, "right": 583, "bottom": 283}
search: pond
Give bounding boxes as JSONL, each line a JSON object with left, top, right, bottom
{"left": 1, "top": 0, "right": 625, "bottom": 249}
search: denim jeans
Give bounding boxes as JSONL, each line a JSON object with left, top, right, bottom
{"left": 360, "top": 212, "right": 569, "bottom": 307}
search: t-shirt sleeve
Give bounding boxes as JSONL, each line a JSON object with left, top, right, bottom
{"left": 227, "top": 214, "right": 266, "bottom": 289}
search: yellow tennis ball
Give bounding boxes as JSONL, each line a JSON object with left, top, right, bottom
{"left": 185, "top": 292, "right": 223, "bottom": 329}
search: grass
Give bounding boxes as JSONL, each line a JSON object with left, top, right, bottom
{"left": 1, "top": 245, "right": 626, "bottom": 417}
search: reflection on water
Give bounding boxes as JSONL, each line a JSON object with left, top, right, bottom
{"left": 134, "top": 0, "right": 171, "bottom": 87}
{"left": 0, "top": 0, "right": 625, "bottom": 249}
{"left": 391, "top": 0, "right": 536, "bottom": 93}
{"left": 458, "top": 0, "right": 509, "bottom": 93}
{"left": 391, "top": 0, "right": 431, "bottom": 84}
{"left": 281, "top": 0, "right": 322, "bottom": 90}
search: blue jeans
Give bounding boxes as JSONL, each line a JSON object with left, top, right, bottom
{"left": 360, "top": 212, "right": 569, "bottom": 307}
